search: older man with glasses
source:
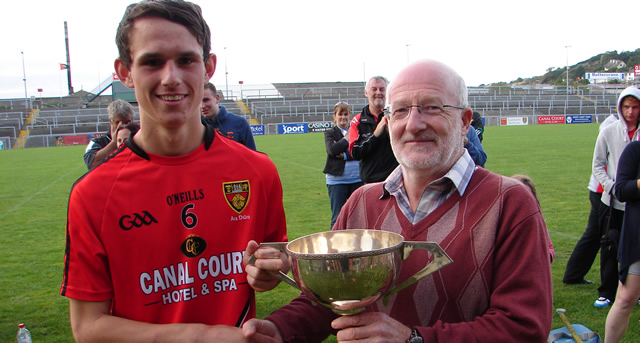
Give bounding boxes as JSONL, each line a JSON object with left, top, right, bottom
{"left": 243, "top": 60, "right": 552, "bottom": 343}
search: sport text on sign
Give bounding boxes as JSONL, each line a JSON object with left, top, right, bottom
{"left": 277, "top": 123, "right": 308, "bottom": 135}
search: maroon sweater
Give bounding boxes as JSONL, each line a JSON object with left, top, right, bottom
{"left": 267, "top": 168, "right": 552, "bottom": 342}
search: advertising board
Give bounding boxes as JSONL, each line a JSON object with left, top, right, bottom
{"left": 278, "top": 123, "right": 308, "bottom": 135}
{"left": 60, "top": 135, "right": 90, "bottom": 145}
{"left": 500, "top": 117, "right": 528, "bottom": 126}
{"left": 307, "top": 121, "right": 332, "bottom": 133}
{"left": 566, "top": 115, "right": 593, "bottom": 124}
{"left": 250, "top": 125, "right": 265, "bottom": 136}
{"left": 585, "top": 72, "right": 625, "bottom": 80}
{"left": 537, "top": 116, "right": 565, "bottom": 124}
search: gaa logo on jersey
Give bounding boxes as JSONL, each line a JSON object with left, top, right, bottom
{"left": 222, "top": 180, "right": 250, "bottom": 214}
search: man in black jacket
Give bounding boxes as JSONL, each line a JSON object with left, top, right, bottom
{"left": 348, "top": 76, "right": 398, "bottom": 183}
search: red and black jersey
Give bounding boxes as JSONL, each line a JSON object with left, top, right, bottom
{"left": 61, "top": 123, "right": 287, "bottom": 326}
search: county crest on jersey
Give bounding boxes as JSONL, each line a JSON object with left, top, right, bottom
{"left": 223, "top": 180, "right": 250, "bottom": 213}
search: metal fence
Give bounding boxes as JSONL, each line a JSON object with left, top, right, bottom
{"left": 0, "top": 83, "right": 631, "bottom": 149}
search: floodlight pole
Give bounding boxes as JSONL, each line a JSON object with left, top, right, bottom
{"left": 64, "top": 21, "right": 74, "bottom": 95}
{"left": 224, "top": 47, "right": 229, "bottom": 99}
{"left": 21, "top": 51, "right": 29, "bottom": 110}
{"left": 565, "top": 45, "right": 571, "bottom": 96}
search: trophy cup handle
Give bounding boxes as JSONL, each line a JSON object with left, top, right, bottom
{"left": 247, "top": 242, "right": 300, "bottom": 290}
{"left": 382, "top": 241, "right": 453, "bottom": 305}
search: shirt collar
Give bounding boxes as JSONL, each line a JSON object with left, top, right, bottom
{"left": 382, "top": 151, "right": 476, "bottom": 223}
{"left": 445, "top": 150, "right": 476, "bottom": 196}
{"left": 383, "top": 150, "right": 476, "bottom": 198}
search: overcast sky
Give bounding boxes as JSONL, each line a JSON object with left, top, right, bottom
{"left": 2, "top": 0, "right": 638, "bottom": 99}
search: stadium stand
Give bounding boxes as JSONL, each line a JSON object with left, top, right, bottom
{"left": 0, "top": 82, "right": 628, "bottom": 149}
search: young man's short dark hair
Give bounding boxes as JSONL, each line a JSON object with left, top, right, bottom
{"left": 115, "top": 0, "right": 211, "bottom": 69}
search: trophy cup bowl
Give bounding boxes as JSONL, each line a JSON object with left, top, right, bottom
{"left": 251, "top": 229, "right": 452, "bottom": 315}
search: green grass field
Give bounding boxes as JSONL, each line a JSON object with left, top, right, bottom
{"left": 0, "top": 123, "right": 638, "bottom": 342}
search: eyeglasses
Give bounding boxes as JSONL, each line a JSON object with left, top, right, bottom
{"left": 384, "top": 104, "right": 466, "bottom": 120}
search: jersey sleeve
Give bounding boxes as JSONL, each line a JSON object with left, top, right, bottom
{"left": 262, "top": 160, "right": 287, "bottom": 243}
{"left": 592, "top": 130, "right": 613, "bottom": 193}
{"left": 61, "top": 181, "right": 114, "bottom": 301}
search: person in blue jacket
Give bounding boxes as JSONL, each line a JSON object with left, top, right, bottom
{"left": 201, "top": 82, "right": 256, "bottom": 150}
{"left": 465, "top": 126, "right": 486, "bottom": 167}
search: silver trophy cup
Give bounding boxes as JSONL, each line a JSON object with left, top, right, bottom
{"left": 251, "top": 229, "right": 452, "bottom": 315}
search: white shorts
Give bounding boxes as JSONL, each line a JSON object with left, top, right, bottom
{"left": 628, "top": 260, "right": 640, "bottom": 275}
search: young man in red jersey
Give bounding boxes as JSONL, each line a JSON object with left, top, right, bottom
{"left": 60, "top": 1, "right": 287, "bottom": 341}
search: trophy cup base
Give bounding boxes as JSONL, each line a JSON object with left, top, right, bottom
{"left": 330, "top": 293, "right": 381, "bottom": 315}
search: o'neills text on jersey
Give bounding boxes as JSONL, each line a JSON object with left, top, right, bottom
{"left": 166, "top": 189, "right": 205, "bottom": 206}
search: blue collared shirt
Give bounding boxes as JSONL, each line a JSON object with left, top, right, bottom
{"left": 384, "top": 151, "right": 476, "bottom": 224}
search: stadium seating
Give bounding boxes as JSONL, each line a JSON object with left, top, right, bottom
{"left": 0, "top": 83, "right": 628, "bottom": 149}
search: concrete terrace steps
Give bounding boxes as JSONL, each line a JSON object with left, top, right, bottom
{"left": 1, "top": 82, "right": 630, "bottom": 148}
{"left": 271, "top": 82, "right": 365, "bottom": 100}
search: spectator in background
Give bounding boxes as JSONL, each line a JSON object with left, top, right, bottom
{"left": 323, "top": 101, "right": 363, "bottom": 228}
{"left": 115, "top": 122, "right": 140, "bottom": 148}
{"left": 465, "top": 126, "right": 487, "bottom": 167}
{"left": 563, "top": 113, "right": 619, "bottom": 285}
{"left": 60, "top": 1, "right": 286, "bottom": 341}
{"left": 591, "top": 86, "right": 640, "bottom": 308}
{"left": 83, "top": 99, "right": 134, "bottom": 169}
{"left": 471, "top": 111, "right": 484, "bottom": 142}
{"left": 201, "top": 82, "right": 256, "bottom": 150}
{"left": 243, "top": 60, "right": 552, "bottom": 343}
{"left": 511, "top": 173, "right": 555, "bottom": 263}
{"left": 349, "top": 76, "right": 398, "bottom": 183}
{"left": 605, "top": 140, "right": 640, "bottom": 343}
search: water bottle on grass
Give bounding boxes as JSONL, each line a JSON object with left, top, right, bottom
{"left": 16, "top": 323, "right": 32, "bottom": 343}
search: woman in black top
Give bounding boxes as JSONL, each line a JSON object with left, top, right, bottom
{"left": 323, "top": 102, "right": 363, "bottom": 228}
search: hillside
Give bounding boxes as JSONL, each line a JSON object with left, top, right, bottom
{"left": 497, "top": 49, "right": 640, "bottom": 86}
